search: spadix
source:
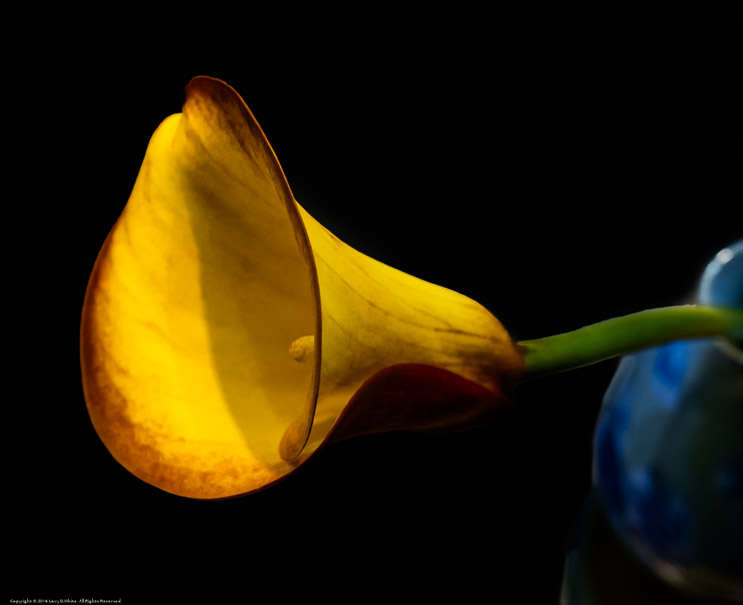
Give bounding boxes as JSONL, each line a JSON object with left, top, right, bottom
{"left": 81, "top": 76, "right": 523, "bottom": 499}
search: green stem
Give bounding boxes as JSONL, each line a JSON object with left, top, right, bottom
{"left": 518, "top": 305, "right": 743, "bottom": 381}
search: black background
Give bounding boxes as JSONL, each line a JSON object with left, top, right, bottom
{"left": 10, "top": 3, "right": 742, "bottom": 604}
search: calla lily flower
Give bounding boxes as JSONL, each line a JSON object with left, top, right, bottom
{"left": 82, "top": 76, "right": 743, "bottom": 500}
{"left": 81, "top": 76, "right": 524, "bottom": 499}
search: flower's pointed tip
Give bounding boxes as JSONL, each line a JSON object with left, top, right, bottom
{"left": 183, "top": 76, "right": 258, "bottom": 117}
{"left": 185, "top": 75, "right": 232, "bottom": 96}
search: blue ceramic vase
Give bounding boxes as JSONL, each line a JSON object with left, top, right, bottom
{"left": 593, "top": 241, "right": 743, "bottom": 601}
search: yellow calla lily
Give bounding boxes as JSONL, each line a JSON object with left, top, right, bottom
{"left": 82, "top": 76, "right": 742, "bottom": 500}
{"left": 80, "top": 76, "right": 523, "bottom": 499}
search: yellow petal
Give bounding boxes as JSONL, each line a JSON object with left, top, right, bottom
{"left": 298, "top": 206, "right": 523, "bottom": 453}
{"left": 81, "top": 76, "right": 523, "bottom": 499}
{"left": 81, "top": 78, "right": 320, "bottom": 498}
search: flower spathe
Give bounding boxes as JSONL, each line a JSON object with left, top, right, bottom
{"left": 80, "top": 76, "right": 524, "bottom": 499}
